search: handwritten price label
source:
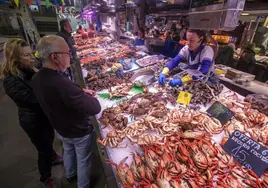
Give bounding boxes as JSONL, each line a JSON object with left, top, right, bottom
{"left": 223, "top": 130, "right": 268, "bottom": 177}
{"left": 176, "top": 91, "right": 192, "bottom": 105}
{"left": 207, "top": 101, "right": 233, "bottom": 125}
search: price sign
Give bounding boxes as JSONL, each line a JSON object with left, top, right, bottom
{"left": 176, "top": 91, "right": 192, "bottom": 105}
{"left": 206, "top": 101, "right": 233, "bottom": 125}
{"left": 223, "top": 130, "right": 268, "bottom": 177}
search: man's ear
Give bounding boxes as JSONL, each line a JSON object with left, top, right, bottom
{"left": 198, "top": 37, "right": 203, "bottom": 43}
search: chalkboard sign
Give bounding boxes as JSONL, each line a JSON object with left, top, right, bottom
{"left": 206, "top": 101, "right": 234, "bottom": 125}
{"left": 223, "top": 130, "right": 268, "bottom": 177}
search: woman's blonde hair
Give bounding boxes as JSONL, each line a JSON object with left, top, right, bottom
{"left": 0, "top": 38, "right": 29, "bottom": 80}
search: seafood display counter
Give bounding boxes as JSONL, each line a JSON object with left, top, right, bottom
{"left": 93, "top": 79, "right": 268, "bottom": 188}
{"left": 73, "top": 34, "right": 268, "bottom": 188}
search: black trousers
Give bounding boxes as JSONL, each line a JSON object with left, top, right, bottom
{"left": 20, "top": 123, "right": 57, "bottom": 182}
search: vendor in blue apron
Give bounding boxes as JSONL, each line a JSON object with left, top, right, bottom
{"left": 159, "top": 29, "right": 214, "bottom": 86}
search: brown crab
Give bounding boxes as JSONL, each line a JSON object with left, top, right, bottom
{"left": 97, "top": 130, "right": 126, "bottom": 148}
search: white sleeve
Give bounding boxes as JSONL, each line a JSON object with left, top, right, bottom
{"left": 201, "top": 46, "right": 214, "bottom": 62}
{"left": 178, "top": 46, "right": 189, "bottom": 61}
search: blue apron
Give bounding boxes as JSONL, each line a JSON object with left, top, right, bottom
{"left": 135, "top": 38, "right": 145, "bottom": 46}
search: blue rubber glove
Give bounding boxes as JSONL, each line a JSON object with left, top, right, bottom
{"left": 158, "top": 74, "right": 166, "bottom": 85}
{"left": 169, "top": 79, "right": 182, "bottom": 87}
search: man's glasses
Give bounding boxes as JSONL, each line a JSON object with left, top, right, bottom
{"left": 52, "top": 51, "right": 72, "bottom": 57}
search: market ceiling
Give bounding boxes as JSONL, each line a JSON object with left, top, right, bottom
{"left": 86, "top": 0, "right": 268, "bottom": 14}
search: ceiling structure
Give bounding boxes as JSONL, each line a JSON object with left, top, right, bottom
{"left": 82, "top": 0, "right": 268, "bottom": 16}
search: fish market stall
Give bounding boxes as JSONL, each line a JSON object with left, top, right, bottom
{"left": 71, "top": 11, "right": 268, "bottom": 187}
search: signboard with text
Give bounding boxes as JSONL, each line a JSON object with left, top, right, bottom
{"left": 206, "top": 101, "right": 233, "bottom": 125}
{"left": 223, "top": 130, "right": 268, "bottom": 177}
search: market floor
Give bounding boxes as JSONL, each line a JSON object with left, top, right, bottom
{"left": 0, "top": 93, "right": 106, "bottom": 188}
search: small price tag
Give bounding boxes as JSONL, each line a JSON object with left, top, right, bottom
{"left": 207, "top": 101, "right": 234, "bottom": 125}
{"left": 223, "top": 130, "right": 268, "bottom": 177}
{"left": 176, "top": 91, "right": 192, "bottom": 105}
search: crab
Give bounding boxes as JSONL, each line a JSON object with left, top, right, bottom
{"left": 108, "top": 83, "right": 133, "bottom": 99}
{"left": 195, "top": 113, "right": 224, "bottom": 134}
{"left": 130, "top": 152, "right": 146, "bottom": 182}
{"left": 225, "top": 119, "right": 247, "bottom": 137}
{"left": 188, "top": 140, "right": 210, "bottom": 170}
{"left": 97, "top": 130, "right": 126, "bottom": 148}
{"left": 137, "top": 134, "right": 166, "bottom": 146}
{"left": 123, "top": 121, "right": 147, "bottom": 139}
{"left": 107, "top": 157, "right": 135, "bottom": 188}
{"left": 143, "top": 146, "right": 160, "bottom": 174}
{"left": 156, "top": 168, "right": 181, "bottom": 188}
{"left": 168, "top": 108, "right": 197, "bottom": 130}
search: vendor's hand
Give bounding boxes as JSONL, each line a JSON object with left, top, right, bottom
{"left": 83, "top": 89, "right": 96, "bottom": 96}
{"left": 158, "top": 74, "right": 166, "bottom": 85}
{"left": 169, "top": 79, "right": 182, "bottom": 87}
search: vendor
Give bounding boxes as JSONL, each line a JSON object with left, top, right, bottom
{"left": 159, "top": 29, "right": 214, "bottom": 86}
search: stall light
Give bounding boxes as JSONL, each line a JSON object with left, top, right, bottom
{"left": 241, "top": 12, "right": 250, "bottom": 16}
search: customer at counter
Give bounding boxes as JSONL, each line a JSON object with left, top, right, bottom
{"left": 237, "top": 43, "right": 256, "bottom": 73}
{"left": 215, "top": 43, "right": 235, "bottom": 66}
{"left": 32, "top": 35, "right": 101, "bottom": 188}
{"left": 0, "top": 38, "right": 62, "bottom": 188}
{"left": 159, "top": 29, "right": 214, "bottom": 86}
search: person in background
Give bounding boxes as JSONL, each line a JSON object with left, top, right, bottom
{"left": 215, "top": 43, "right": 235, "bottom": 66}
{"left": 135, "top": 28, "right": 146, "bottom": 46}
{"left": 76, "top": 22, "right": 82, "bottom": 30}
{"left": 77, "top": 25, "right": 85, "bottom": 34}
{"left": 237, "top": 43, "right": 256, "bottom": 72}
{"left": 170, "top": 28, "right": 180, "bottom": 42}
{"left": 58, "top": 19, "right": 75, "bottom": 58}
{"left": 260, "top": 32, "right": 268, "bottom": 56}
{"left": 57, "top": 19, "right": 76, "bottom": 82}
{"left": 0, "top": 38, "right": 62, "bottom": 188}
{"left": 135, "top": 28, "right": 149, "bottom": 53}
{"left": 180, "top": 25, "right": 187, "bottom": 41}
{"left": 159, "top": 29, "right": 214, "bottom": 86}
{"left": 32, "top": 35, "right": 101, "bottom": 188}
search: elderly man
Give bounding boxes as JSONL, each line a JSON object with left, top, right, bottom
{"left": 32, "top": 35, "right": 101, "bottom": 188}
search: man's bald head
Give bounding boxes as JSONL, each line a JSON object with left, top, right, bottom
{"left": 37, "top": 35, "right": 66, "bottom": 63}
{"left": 37, "top": 35, "right": 71, "bottom": 71}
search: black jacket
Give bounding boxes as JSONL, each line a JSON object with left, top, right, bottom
{"left": 32, "top": 68, "right": 101, "bottom": 138}
{"left": 239, "top": 48, "right": 256, "bottom": 65}
{"left": 215, "top": 46, "right": 234, "bottom": 66}
{"left": 57, "top": 30, "right": 76, "bottom": 57}
{"left": 237, "top": 48, "right": 256, "bottom": 72}
{"left": 3, "top": 68, "right": 50, "bottom": 129}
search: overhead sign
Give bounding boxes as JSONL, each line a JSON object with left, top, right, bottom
{"left": 206, "top": 101, "right": 234, "bottom": 125}
{"left": 223, "top": 130, "right": 268, "bottom": 177}
{"left": 189, "top": 0, "right": 246, "bottom": 30}
{"left": 56, "top": 6, "right": 75, "bottom": 15}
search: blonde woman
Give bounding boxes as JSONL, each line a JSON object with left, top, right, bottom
{"left": 0, "top": 38, "right": 62, "bottom": 188}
